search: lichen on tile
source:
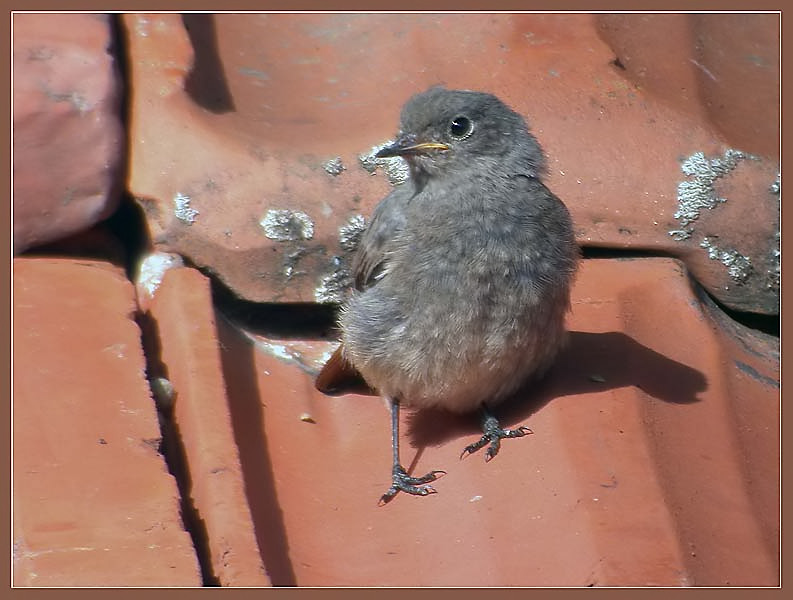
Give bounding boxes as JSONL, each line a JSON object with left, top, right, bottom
{"left": 136, "top": 251, "right": 184, "bottom": 299}
{"left": 173, "top": 193, "right": 199, "bottom": 224}
{"left": 323, "top": 157, "right": 346, "bottom": 176}
{"left": 259, "top": 209, "right": 315, "bottom": 242}
{"left": 358, "top": 142, "right": 410, "bottom": 185}
{"left": 699, "top": 236, "right": 753, "bottom": 284}
{"left": 669, "top": 149, "right": 753, "bottom": 237}
{"left": 338, "top": 214, "right": 366, "bottom": 252}
{"left": 314, "top": 256, "right": 352, "bottom": 304}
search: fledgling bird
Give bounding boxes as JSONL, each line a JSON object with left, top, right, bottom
{"left": 316, "top": 87, "right": 578, "bottom": 505}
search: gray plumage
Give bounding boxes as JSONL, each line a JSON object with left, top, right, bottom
{"left": 340, "top": 87, "right": 577, "bottom": 414}
{"left": 318, "top": 87, "right": 578, "bottom": 503}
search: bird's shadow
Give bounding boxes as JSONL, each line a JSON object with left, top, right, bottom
{"left": 403, "top": 330, "right": 707, "bottom": 448}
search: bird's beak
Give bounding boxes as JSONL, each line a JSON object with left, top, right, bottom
{"left": 375, "top": 135, "right": 450, "bottom": 158}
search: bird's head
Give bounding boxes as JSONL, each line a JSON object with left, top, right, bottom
{"left": 375, "top": 87, "right": 546, "bottom": 182}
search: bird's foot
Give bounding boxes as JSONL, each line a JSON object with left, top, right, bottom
{"left": 460, "top": 411, "right": 532, "bottom": 462}
{"left": 378, "top": 465, "right": 446, "bottom": 506}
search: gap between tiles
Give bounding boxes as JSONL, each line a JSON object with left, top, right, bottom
{"left": 136, "top": 312, "right": 222, "bottom": 587}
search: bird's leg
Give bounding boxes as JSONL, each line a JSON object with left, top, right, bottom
{"left": 460, "top": 405, "right": 532, "bottom": 462}
{"left": 378, "top": 397, "right": 446, "bottom": 506}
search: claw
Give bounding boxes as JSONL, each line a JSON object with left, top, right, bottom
{"left": 399, "top": 469, "right": 446, "bottom": 485}
{"left": 462, "top": 408, "right": 533, "bottom": 461}
{"left": 377, "top": 465, "right": 445, "bottom": 506}
{"left": 379, "top": 483, "right": 437, "bottom": 506}
{"left": 460, "top": 436, "right": 489, "bottom": 459}
{"left": 484, "top": 437, "right": 501, "bottom": 462}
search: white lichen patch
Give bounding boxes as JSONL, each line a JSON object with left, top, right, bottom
{"left": 136, "top": 251, "right": 184, "bottom": 299}
{"left": 359, "top": 141, "right": 410, "bottom": 185}
{"left": 323, "top": 157, "right": 346, "bottom": 176}
{"left": 668, "top": 149, "right": 771, "bottom": 287}
{"left": 338, "top": 214, "right": 366, "bottom": 252}
{"left": 670, "top": 150, "right": 751, "bottom": 236}
{"left": 260, "top": 209, "right": 315, "bottom": 242}
{"left": 699, "top": 237, "right": 753, "bottom": 284}
{"left": 314, "top": 256, "right": 352, "bottom": 304}
{"left": 173, "top": 192, "right": 199, "bottom": 224}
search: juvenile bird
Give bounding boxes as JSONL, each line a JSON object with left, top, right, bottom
{"left": 316, "top": 87, "right": 578, "bottom": 505}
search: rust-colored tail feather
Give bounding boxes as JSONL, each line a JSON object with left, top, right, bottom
{"left": 315, "top": 345, "right": 371, "bottom": 395}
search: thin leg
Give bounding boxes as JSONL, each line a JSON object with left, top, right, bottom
{"left": 378, "top": 397, "right": 446, "bottom": 506}
{"left": 460, "top": 405, "right": 532, "bottom": 462}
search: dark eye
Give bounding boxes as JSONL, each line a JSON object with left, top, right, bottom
{"left": 449, "top": 116, "right": 474, "bottom": 139}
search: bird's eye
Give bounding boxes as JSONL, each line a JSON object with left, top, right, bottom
{"left": 449, "top": 116, "right": 474, "bottom": 140}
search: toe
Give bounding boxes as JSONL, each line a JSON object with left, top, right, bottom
{"left": 379, "top": 466, "right": 444, "bottom": 505}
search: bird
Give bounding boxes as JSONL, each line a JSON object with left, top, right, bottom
{"left": 315, "top": 86, "right": 578, "bottom": 505}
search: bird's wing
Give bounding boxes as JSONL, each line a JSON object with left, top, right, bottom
{"left": 351, "top": 186, "right": 410, "bottom": 291}
{"left": 316, "top": 186, "right": 411, "bottom": 394}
